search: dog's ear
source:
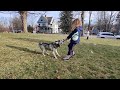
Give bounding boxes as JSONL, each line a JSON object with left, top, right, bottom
{"left": 55, "top": 41, "right": 59, "bottom": 44}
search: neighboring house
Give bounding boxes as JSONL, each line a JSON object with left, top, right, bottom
{"left": 51, "top": 21, "right": 59, "bottom": 33}
{"left": 37, "top": 15, "right": 59, "bottom": 33}
{"left": 90, "top": 26, "right": 99, "bottom": 35}
{"left": 92, "top": 28, "right": 99, "bottom": 35}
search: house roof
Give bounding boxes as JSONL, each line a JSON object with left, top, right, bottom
{"left": 46, "top": 17, "right": 52, "bottom": 24}
{"left": 37, "top": 15, "right": 53, "bottom": 24}
{"left": 37, "top": 15, "right": 47, "bottom": 23}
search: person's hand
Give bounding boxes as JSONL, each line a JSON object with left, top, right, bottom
{"left": 63, "top": 39, "right": 65, "bottom": 42}
{"left": 63, "top": 38, "right": 68, "bottom": 42}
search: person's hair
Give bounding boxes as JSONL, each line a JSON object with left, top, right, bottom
{"left": 70, "top": 18, "right": 82, "bottom": 32}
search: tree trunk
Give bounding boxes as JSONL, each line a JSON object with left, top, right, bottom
{"left": 88, "top": 11, "right": 92, "bottom": 31}
{"left": 19, "top": 11, "right": 28, "bottom": 33}
{"left": 81, "top": 11, "right": 85, "bottom": 36}
{"left": 103, "top": 11, "right": 106, "bottom": 31}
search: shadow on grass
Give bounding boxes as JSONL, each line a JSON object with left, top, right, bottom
{"left": 13, "top": 38, "right": 52, "bottom": 43}
{"left": 6, "top": 45, "right": 42, "bottom": 54}
{"left": 6, "top": 45, "right": 56, "bottom": 58}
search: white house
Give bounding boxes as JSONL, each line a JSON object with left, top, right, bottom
{"left": 51, "top": 21, "right": 59, "bottom": 33}
{"left": 37, "top": 15, "right": 59, "bottom": 33}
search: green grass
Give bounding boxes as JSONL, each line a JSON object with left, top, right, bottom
{"left": 0, "top": 33, "right": 120, "bottom": 79}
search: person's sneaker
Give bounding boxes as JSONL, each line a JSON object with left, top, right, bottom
{"left": 63, "top": 55, "right": 71, "bottom": 60}
{"left": 70, "top": 51, "right": 75, "bottom": 57}
{"left": 72, "top": 51, "right": 75, "bottom": 56}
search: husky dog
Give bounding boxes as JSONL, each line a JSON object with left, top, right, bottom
{"left": 38, "top": 40, "right": 64, "bottom": 59}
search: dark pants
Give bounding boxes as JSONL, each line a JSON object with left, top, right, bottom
{"left": 67, "top": 42, "right": 77, "bottom": 55}
{"left": 87, "top": 36, "right": 89, "bottom": 40}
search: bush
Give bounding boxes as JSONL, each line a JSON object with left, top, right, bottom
{"left": 27, "top": 25, "right": 34, "bottom": 33}
{"left": 0, "top": 24, "right": 10, "bottom": 33}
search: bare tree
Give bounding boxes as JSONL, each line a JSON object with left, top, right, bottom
{"left": 0, "top": 11, "right": 47, "bottom": 33}
{"left": 0, "top": 17, "right": 9, "bottom": 27}
{"left": 73, "top": 11, "right": 81, "bottom": 19}
{"left": 27, "top": 14, "right": 39, "bottom": 27}
{"left": 11, "top": 16, "right": 22, "bottom": 30}
{"left": 115, "top": 11, "right": 120, "bottom": 34}
{"left": 81, "top": 11, "right": 85, "bottom": 36}
{"left": 19, "top": 11, "right": 28, "bottom": 33}
{"left": 95, "top": 11, "right": 117, "bottom": 32}
{"left": 88, "top": 11, "right": 92, "bottom": 31}
{"left": 107, "top": 11, "right": 113, "bottom": 31}
{"left": 107, "top": 11, "right": 118, "bottom": 31}
{"left": 19, "top": 11, "right": 47, "bottom": 33}
{"left": 0, "top": 18, "right": 10, "bottom": 32}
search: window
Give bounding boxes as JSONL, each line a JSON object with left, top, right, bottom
{"left": 109, "top": 34, "right": 114, "bottom": 36}
{"left": 43, "top": 24, "right": 46, "bottom": 26}
{"left": 102, "top": 33, "right": 114, "bottom": 36}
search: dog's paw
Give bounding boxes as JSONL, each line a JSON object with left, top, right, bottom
{"left": 43, "top": 55, "right": 46, "bottom": 56}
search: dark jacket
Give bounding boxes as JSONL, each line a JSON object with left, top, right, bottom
{"left": 67, "top": 26, "right": 82, "bottom": 44}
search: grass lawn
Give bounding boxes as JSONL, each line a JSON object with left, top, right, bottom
{"left": 0, "top": 33, "right": 120, "bottom": 79}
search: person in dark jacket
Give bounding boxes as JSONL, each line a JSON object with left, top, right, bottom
{"left": 63, "top": 18, "right": 83, "bottom": 60}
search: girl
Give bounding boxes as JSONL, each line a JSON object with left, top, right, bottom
{"left": 63, "top": 18, "right": 83, "bottom": 60}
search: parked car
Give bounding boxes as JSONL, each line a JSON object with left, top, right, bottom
{"left": 115, "top": 35, "right": 120, "bottom": 39}
{"left": 97, "top": 32, "right": 120, "bottom": 39}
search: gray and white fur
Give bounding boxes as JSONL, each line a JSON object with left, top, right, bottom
{"left": 38, "top": 40, "right": 64, "bottom": 59}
